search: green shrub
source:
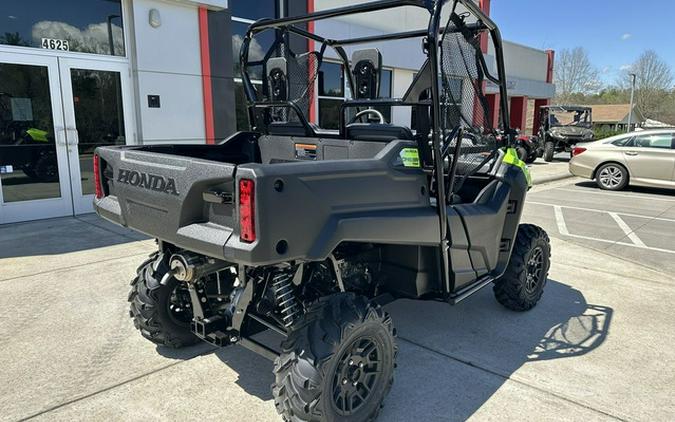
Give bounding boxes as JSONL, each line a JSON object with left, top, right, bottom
{"left": 593, "top": 127, "right": 623, "bottom": 140}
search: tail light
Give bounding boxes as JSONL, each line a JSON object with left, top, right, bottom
{"left": 572, "top": 147, "right": 587, "bottom": 157}
{"left": 239, "top": 179, "right": 256, "bottom": 243}
{"left": 93, "top": 154, "right": 104, "bottom": 199}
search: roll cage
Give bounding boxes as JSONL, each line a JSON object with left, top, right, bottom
{"left": 540, "top": 105, "right": 593, "bottom": 129}
{"left": 239, "top": 0, "right": 515, "bottom": 285}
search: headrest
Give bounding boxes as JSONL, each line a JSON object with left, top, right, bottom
{"left": 267, "top": 57, "right": 288, "bottom": 102}
{"left": 351, "top": 49, "right": 382, "bottom": 99}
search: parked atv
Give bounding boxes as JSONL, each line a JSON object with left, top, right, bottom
{"left": 94, "top": 2, "right": 551, "bottom": 420}
{"left": 0, "top": 93, "right": 58, "bottom": 182}
{"left": 515, "top": 133, "right": 543, "bottom": 164}
{"left": 538, "top": 105, "right": 594, "bottom": 162}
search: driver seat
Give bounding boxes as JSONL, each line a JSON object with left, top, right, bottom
{"left": 345, "top": 123, "right": 413, "bottom": 142}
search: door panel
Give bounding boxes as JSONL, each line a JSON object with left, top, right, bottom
{"left": 59, "top": 58, "right": 133, "bottom": 214}
{"left": 0, "top": 54, "right": 73, "bottom": 224}
{"left": 623, "top": 133, "right": 675, "bottom": 186}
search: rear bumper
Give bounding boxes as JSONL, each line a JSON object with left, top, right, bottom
{"left": 569, "top": 159, "right": 594, "bottom": 179}
{"left": 95, "top": 195, "right": 235, "bottom": 260}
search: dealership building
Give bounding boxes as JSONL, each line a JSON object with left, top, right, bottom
{"left": 0, "top": 0, "right": 554, "bottom": 224}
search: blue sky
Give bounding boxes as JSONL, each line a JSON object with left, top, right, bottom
{"left": 491, "top": 0, "right": 675, "bottom": 85}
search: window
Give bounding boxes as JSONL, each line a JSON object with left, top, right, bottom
{"left": 231, "top": 21, "right": 275, "bottom": 80}
{"left": 1, "top": 0, "right": 125, "bottom": 56}
{"left": 611, "top": 136, "right": 634, "bottom": 147}
{"left": 230, "top": 0, "right": 278, "bottom": 21}
{"left": 231, "top": 0, "right": 280, "bottom": 130}
{"left": 318, "top": 62, "right": 345, "bottom": 130}
{"left": 633, "top": 133, "right": 674, "bottom": 149}
{"left": 372, "top": 69, "right": 393, "bottom": 123}
{"left": 317, "top": 64, "right": 395, "bottom": 129}
{"left": 319, "top": 63, "right": 344, "bottom": 97}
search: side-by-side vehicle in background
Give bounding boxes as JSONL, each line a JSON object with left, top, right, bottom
{"left": 538, "top": 105, "right": 594, "bottom": 161}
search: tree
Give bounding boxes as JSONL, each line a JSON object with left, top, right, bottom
{"left": 0, "top": 32, "right": 29, "bottom": 47}
{"left": 619, "top": 50, "right": 674, "bottom": 119}
{"left": 554, "top": 47, "right": 601, "bottom": 103}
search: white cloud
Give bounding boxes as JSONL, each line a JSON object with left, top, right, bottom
{"left": 620, "top": 64, "right": 633, "bottom": 71}
{"left": 621, "top": 33, "right": 632, "bottom": 41}
{"left": 32, "top": 20, "right": 124, "bottom": 55}
{"left": 232, "top": 34, "right": 265, "bottom": 62}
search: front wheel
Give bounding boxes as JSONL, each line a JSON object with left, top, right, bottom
{"left": 494, "top": 224, "right": 551, "bottom": 311}
{"left": 543, "top": 141, "right": 555, "bottom": 162}
{"left": 273, "top": 293, "right": 397, "bottom": 422}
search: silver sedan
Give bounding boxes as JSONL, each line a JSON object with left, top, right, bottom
{"left": 569, "top": 129, "right": 675, "bottom": 190}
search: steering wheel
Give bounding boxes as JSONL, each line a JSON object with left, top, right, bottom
{"left": 349, "top": 109, "right": 385, "bottom": 124}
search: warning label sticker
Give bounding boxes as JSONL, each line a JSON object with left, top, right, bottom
{"left": 399, "top": 148, "right": 420, "bottom": 168}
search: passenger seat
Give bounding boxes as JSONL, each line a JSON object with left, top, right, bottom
{"left": 345, "top": 123, "right": 413, "bottom": 142}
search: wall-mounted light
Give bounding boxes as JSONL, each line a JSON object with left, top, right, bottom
{"left": 149, "top": 9, "right": 161, "bottom": 28}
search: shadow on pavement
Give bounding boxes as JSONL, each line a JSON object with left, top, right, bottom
{"left": 198, "top": 278, "right": 611, "bottom": 420}
{"left": 381, "top": 279, "right": 612, "bottom": 420}
{"left": 574, "top": 180, "right": 675, "bottom": 196}
{"left": 0, "top": 214, "right": 147, "bottom": 259}
{"left": 155, "top": 342, "right": 217, "bottom": 361}
{"left": 215, "top": 344, "right": 275, "bottom": 400}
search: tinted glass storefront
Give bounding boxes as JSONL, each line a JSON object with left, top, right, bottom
{"left": 0, "top": 63, "right": 60, "bottom": 202}
{"left": 1, "top": 0, "right": 125, "bottom": 56}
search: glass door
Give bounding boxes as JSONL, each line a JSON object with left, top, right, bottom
{"left": 58, "top": 58, "right": 134, "bottom": 214}
{"left": 0, "top": 52, "right": 73, "bottom": 224}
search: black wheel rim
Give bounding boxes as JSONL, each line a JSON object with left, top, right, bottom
{"left": 332, "top": 337, "right": 382, "bottom": 416}
{"left": 525, "top": 247, "right": 544, "bottom": 294}
{"left": 168, "top": 285, "right": 193, "bottom": 325}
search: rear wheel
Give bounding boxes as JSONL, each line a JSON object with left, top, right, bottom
{"left": 272, "top": 293, "right": 397, "bottom": 422}
{"left": 543, "top": 141, "right": 555, "bottom": 162}
{"left": 494, "top": 224, "right": 551, "bottom": 311}
{"left": 128, "top": 253, "right": 198, "bottom": 348}
{"left": 595, "top": 163, "right": 628, "bottom": 191}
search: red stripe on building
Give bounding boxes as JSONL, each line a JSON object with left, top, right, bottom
{"left": 545, "top": 49, "right": 555, "bottom": 83}
{"left": 307, "top": 0, "right": 317, "bottom": 124}
{"left": 198, "top": 6, "right": 215, "bottom": 144}
{"left": 479, "top": 0, "right": 490, "bottom": 53}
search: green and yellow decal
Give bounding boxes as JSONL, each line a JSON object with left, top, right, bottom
{"left": 399, "top": 147, "right": 421, "bottom": 168}
{"left": 26, "top": 128, "right": 49, "bottom": 143}
{"left": 503, "top": 147, "right": 532, "bottom": 187}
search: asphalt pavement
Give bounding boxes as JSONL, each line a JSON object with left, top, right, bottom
{"left": 1, "top": 175, "right": 674, "bottom": 421}
{"left": 524, "top": 178, "right": 675, "bottom": 274}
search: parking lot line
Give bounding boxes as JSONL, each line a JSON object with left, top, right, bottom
{"left": 555, "top": 188, "right": 675, "bottom": 203}
{"left": 608, "top": 213, "right": 646, "bottom": 247}
{"left": 528, "top": 201, "right": 675, "bottom": 224}
{"left": 537, "top": 202, "right": 675, "bottom": 255}
{"left": 553, "top": 206, "right": 570, "bottom": 235}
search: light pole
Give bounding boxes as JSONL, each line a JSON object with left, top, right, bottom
{"left": 627, "top": 73, "right": 636, "bottom": 133}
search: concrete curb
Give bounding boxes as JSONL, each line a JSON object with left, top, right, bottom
{"left": 531, "top": 172, "right": 574, "bottom": 186}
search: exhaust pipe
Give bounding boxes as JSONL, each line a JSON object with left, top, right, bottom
{"left": 167, "top": 252, "right": 231, "bottom": 283}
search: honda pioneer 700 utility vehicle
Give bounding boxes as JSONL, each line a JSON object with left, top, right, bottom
{"left": 93, "top": 1, "right": 551, "bottom": 420}
{"left": 538, "top": 105, "right": 594, "bottom": 161}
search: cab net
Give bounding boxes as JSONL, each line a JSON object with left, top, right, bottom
{"left": 439, "top": 14, "right": 499, "bottom": 193}
{"left": 252, "top": 36, "right": 323, "bottom": 125}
